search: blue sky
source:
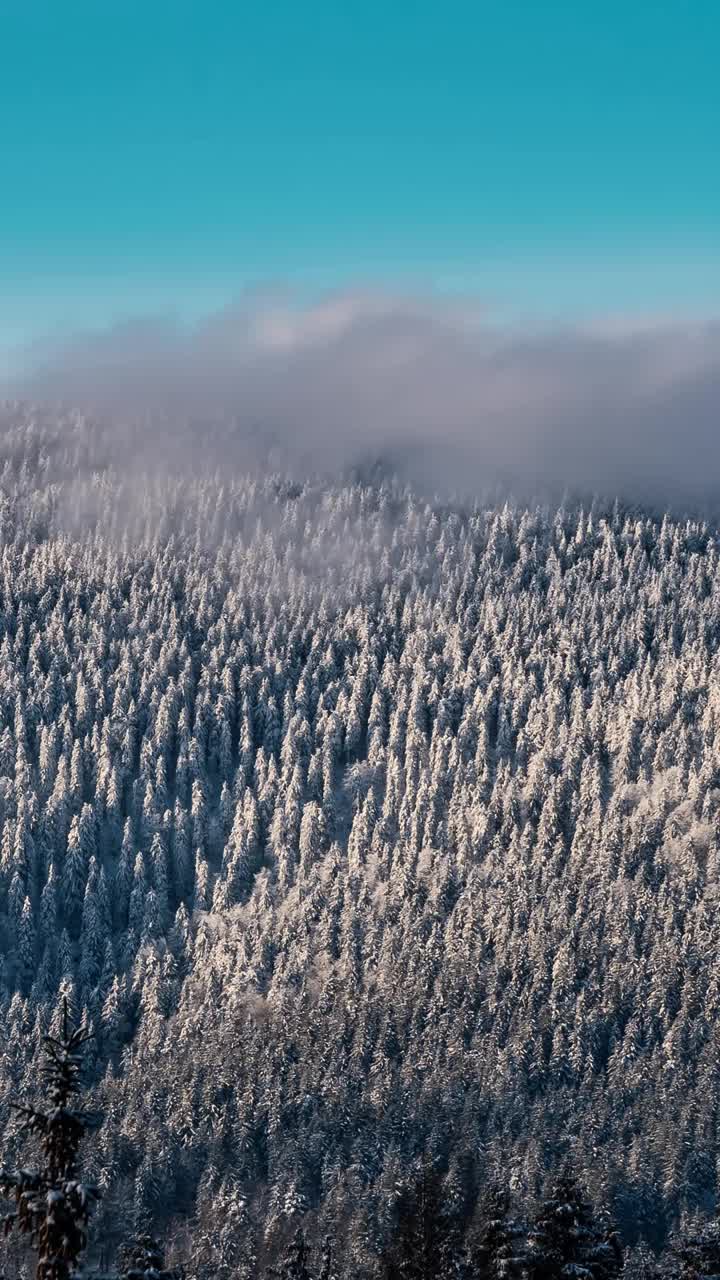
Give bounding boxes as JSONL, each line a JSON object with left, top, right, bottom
{"left": 1, "top": 0, "right": 718, "bottom": 354}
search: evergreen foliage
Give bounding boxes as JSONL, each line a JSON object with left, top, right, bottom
{"left": 0, "top": 998, "right": 99, "bottom": 1280}
{"left": 116, "top": 1234, "right": 180, "bottom": 1280}
{"left": 526, "top": 1177, "right": 623, "bottom": 1280}
{"left": 662, "top": 1220, "right": 720, "bottom": 1279}
{"left": 380, "top": 1166, "right": 466, "bottom": 1280}
{"left": 272, "top": 1227, "right": 313, "bottom": 1280}
{"left": 0, "top": 405, "right": 719, "bottom": 1271}
{"left": 466, "top": 1187, "right": 525, "bottom": 1279}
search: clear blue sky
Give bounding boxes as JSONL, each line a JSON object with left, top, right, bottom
{"left": 1, "top": 0, "right": 718, "bottom": 350}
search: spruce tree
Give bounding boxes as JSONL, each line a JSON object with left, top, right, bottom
{"left": 664, "top": 1219, "right": 720, "bottom": 1279}
{"left": 317, "top": 1235, "right": 336, "bottom": 1280}
{"left": 272, "top": 1226, "right": 313, "bottom": 1280}
{"left": 0, "top": 997, "right": 100, "bottom": 1280}
{"left": 380, "top": 1165, "right": 465, "bottom": 1280}
{"left": 116, "top": 1233, "right": 180, "bottom": 1280}
{"left": 525, "top": 1176, "right": 623, "bottom": 1280}
{"left": 467, "top": 1186, "right": 525, "bottom": 1279}
{"left": 619, "top": 1241, "right": 658, "bottom": 1280}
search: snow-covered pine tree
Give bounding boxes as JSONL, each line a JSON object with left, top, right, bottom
{"left": 663, "top": 1219, "right": 720, "bottom": 1280}
{"left": 272, "top": 1226, "right": 312, "bottom": 1280}
{"left": 525, "top": 1176, "right": 623, "bottom": 1280}
{"left": 0, "top": 996, "right": 101, "bottom": 1280}
{"left": 467, "top": 1186, "right": 525, "bottom": 1278}
{"left": 618, "top": 1241, "right": 658, "bottom": 1280}
{"left": 380, "top": 1165, "right": 465, "bottom": 1280}
{"left": 317, "top": 1234, "right": 337, "bottom": 1280}
{"left": 115, "top": 1233, "right": 181, "bottom": 1280}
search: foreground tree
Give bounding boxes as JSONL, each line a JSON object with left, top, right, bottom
{"left": 0, "top": 998, "right": 100, "bottom": 1280}
{"left": 317, "top": 1235, "right": 336, "bottom": 1280}
{"left": 525, "top": 1176, "right": 623, "bottom": 1280}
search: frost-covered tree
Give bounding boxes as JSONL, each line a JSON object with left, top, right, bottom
{"left": 526, "top": 1177, "right": 623, "bottom": 1280}
{"left": 271, "top": 1227, "right": 312, "bottom": 1280}
{"left": 380, "top": 1166, "right": 466, "bottom": 1280}
{"left": 466, "top": 1187, "right": 525, "bottom": 1279}
{"left": 0, "top": 997, "right": 100, "bottom": 1280}
{"left": 2, "top": 404, "right": 720, "bottom": 1267}
{"left": 115, "top": 1233, "right": 180, "bottom": 1280}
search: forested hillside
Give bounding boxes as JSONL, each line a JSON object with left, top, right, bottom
{"left": 1, "top": 403, "right": 720, "bottom": 1274}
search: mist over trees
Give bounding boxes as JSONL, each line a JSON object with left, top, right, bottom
{"left": 1, "top": 402, "right": 720, "bottom": 1274}
{"left": 12, "top": 296, "right": 720, "bottom": 514}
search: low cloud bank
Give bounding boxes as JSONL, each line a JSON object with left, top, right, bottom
{"left": 7, "top": 291, "right": 720, "bottom": 508}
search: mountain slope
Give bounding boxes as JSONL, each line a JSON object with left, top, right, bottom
{"left": 0, "top": 404, "right": 718, "bottom": 1268}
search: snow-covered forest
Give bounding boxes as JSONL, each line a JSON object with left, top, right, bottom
{"left": 1, "top": 402, "right": 720, "bottom": 1275}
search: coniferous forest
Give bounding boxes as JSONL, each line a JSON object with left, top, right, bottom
{"left": 3, "top": 403, "right": 720, "bottom": 1276}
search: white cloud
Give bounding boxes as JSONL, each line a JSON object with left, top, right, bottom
{"left": 7, "top": 289, "right": 720, "bottom": 508}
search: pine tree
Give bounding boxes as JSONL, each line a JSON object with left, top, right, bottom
{"left": 380, "top": 1165, "right": 465, "bottom": 1280}
{"left": 0, "top": 996, "right": 101, "bottom": 1280}
{"left": 116, "top": 1233, "right": 180, "bottom": 1280}
{"left": 317, "top": 1235, "right": 336, "bottom": 1280}
{"left": 526, "top": 1176, "right": 623, "bottom": 1280}
{"left": 272, "top": 1226, "right": 312, "bottom": 1280}
{"left": 467, "top": 1186, "right": 525, "bottom": 1279}
{"left": 619, "top": 1241, "right": 658, "bottom": 1280}
{"left": 664, "top": 1220, "right": 720, "bottom": 1280}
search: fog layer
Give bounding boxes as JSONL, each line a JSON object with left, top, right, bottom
{"left": 8, "top": 291, "right": 720, "bottom": 506}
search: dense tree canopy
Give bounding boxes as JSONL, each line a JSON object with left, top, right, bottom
{"left": 0, "top": 403, "right": 719, "bottom": 1273}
